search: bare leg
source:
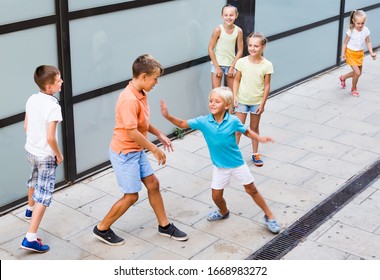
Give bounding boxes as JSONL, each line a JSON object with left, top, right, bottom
{"left": 225, "top": 75, "right": 235, "bottom": 114}
{"left": 97, "top": 193, "right": 138, "bottom": 230}
{"left": 27, "top": 202, "right": 46, "bottom": 233}
{"left": 211, "top": 73, "right": 222, "bottom": 89}
{"left": 351, "top": 65, "right": 362, "bottom": 90}
{"left": 235, "top": 112, "right": 247, "bottom": 144}
{"left": 249, "top": 113, "right": 261, "bottom": 154}
{"left": 211, "top": 189, "right": 228, "bottom": 215}
{"left": 244, "top": 182, "right": 275, "bottom": 220}
{"left": 142, "top": 174, "right": 169, "bottom": 227}
{"left": 27, "top": 188, "right": 35, "bottom": 208}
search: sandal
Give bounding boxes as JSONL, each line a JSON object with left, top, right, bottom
{"left": 351, "top": 88, "right": 359, "bottom": 97}
{"left": 207, "top": 210, "right": 230, "bottom": 221}
{"left": 339, "top": 75, "right": 346, "bottom": 89}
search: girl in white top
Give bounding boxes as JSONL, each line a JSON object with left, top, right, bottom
{"left": 208, "top": 4, "right": 243, "bottom": 90}
{"left": 339, "top": 10, "right": 376, "bottom": 97}
{"left": 233, "top": 32, "right": 273, "bottom": 167}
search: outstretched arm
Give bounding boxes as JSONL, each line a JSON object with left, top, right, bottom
{"left": 160, "top": 100, "right": 190, "bottom": 129}
{"left": 244, "top": 128, "right": 274, "bottom": 143}
{"left": 366, "top": 36, "right": 377, "bottom": 60}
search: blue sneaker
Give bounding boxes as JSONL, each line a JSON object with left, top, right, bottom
{"left": 21, "top": 237, "right": 50, "bottom": 253}
{"left": 252, "top": 154, "right": 264, "bottom": 167}
{"left": 207, "top": 210, "right": 230, "bottom": 221}
{"left": 264, "top": 215, "right": 280, "bottom": 234}
{"left": 25, "top": 209, "right": 32, "bottom": 220}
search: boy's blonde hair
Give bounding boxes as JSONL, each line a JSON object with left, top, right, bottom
{"left": 132, "top": 54, "right": 164, "bottom": 78}
{"left": 34, "top": 65, "right": 60, "bottom": 91}
{"left": 209, "top": 86, "right": 233, "bottom": 106}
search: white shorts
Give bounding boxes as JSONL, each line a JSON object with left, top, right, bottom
{"left": 211, "top": 163, "right": 254, "bottom": 190}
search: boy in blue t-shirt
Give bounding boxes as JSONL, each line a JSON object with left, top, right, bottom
{"left": 160, "top": 87, "right": 280, "bottom": 234}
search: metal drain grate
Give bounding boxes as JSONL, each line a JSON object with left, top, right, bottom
{"left": 247, "top": 159, "right": 380, "bottom": 260}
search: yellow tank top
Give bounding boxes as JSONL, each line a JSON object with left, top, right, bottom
{"left": 214, "top": 24, "right": 238, "bottom": 66}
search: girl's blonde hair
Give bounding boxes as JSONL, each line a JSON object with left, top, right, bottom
{"left": 246, "top": 32, "right": 268, "bottom": 46}
{"left": 349, "top": 10, "right": 366, "bottom": 30}
{"left": 209, "top": 86, "right": 233, "bottom": 106}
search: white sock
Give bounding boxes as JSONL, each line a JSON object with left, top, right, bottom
{"left": 26, "top": 232, "right": 38, "bottom": 242}
{"left": 27, "top": 205, "right": 35, "bottom": 211}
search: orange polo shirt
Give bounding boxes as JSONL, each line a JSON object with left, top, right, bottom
{"left": 110, "top": 82, "right": 149, "bottom": 154}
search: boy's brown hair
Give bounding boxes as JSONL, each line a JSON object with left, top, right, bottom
{"left": 34, "top": 65, "right": 60, "bottom": 91}
{"left": 132, "top": 54, "right": 164, "bottom": 78}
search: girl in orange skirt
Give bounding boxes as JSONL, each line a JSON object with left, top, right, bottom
{"left": 339, "top": 10, "right": 376, "bottom": 97}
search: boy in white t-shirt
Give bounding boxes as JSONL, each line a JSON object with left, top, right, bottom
{"left": 21, "top": 65, "right": 64, "bottom": 253}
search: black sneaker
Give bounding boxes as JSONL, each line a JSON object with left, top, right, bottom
{"left": 158, "top": 223, "right": 188, "bottom": 241}
{"left": 93, "top": 226, "right": 125, "bottom": 246}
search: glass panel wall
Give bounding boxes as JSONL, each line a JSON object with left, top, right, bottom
{"left": 255, "top": 0, "right": 340, "bottom": 36}
{"left": 0, "top": 26, "right": 58, "bottom": 119}
{"left": 0, "top": 0, "right": 54, "bottom": 25}
{"left": 69, "top": 0, "right": 134, "bottom": 12}
{"left": 267, "top": 22, "right": 339, "bottom": 91}
{"left": 70, "top": 0, "right": 224, "bottom": 95}
{"left": 0, "top": 122, "right": 64, "bottom": 207}
{"left": 345, "top": 0, "right": 380, "bottom": 12}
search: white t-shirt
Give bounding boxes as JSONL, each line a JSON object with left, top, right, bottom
{"left": 25, "top": 92, "right": 62, "bottom": 157}
{"left": 346, "top": 26, "right": 370, "bottom": 51}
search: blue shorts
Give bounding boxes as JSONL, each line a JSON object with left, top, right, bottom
{"left": 235, "top": 103, "right": 260, "bottom": 114}
{"left": 26, "top": 152, "right": 57, "bottom": 207}
{"left": 211, "top": 64, "right": 235, "bottom": 75}
{"left": 109, "top": 149, "right": 154, "bottom": 194}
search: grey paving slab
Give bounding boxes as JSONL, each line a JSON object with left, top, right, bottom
{"left": 130, "top": 220, "right": 218, "bottom": 259}
{"left": 137, "top": 246, "right": 188, "bottom": 260}
{"left": 296, "top": 153, "right": 363, "bottom": 180}
{"left": 332, "top": 203, "right": 380, "bottom": 232}
{"left": 273, "top": 92, "right": 327, "bottom": 110}
{"left": 247, "top": 158, "right": 316, "bottom": 186}
{"left": 282, "top": 240, "right": 351, "bottom": 260}
{"left": 300, "top": 172, "right": 347, "bottom": 195}
{"left": 193, "top": 214, "right": 274, "bottom": 251}
{"left": 333, "top": 132, "right": 380, "bottom": 153}
{"left": 340, "top": 148, "right": 380, "bottom": 165}
{"left": 316, "top": 223, "right": 380, "bottom": 259}
{"left": 0, "top": 214, "right": 28, "bottom": 244}
{"left": 2, "top": 230, "right": 90, "bottom": 260}
{"left": 258, "top": 179, "right": 326, "bottom": 212}
{"left": 137, "top": 189, "right": 211, "bottom": 225}
{"left": 283, "top": 119, "right": 343, "bottom": 140}
{"left": 69, "top": 226, "right": 156, "bottom": 260}
{"left": 53, "top": 182, "right": 107, "bottom": 209}
{"left": 155, "top": 166, "right": 211, "bottom": 198}
{"left": 191, "top": 239, "right": 253, "bottom": 260}
{"left": 325, "top": 116, "right": 379, "bottom": 136}
{"left": 288, "top": 134, "right": 353, "bottom": 158}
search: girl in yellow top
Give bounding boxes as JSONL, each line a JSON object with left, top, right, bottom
{"left": 208, "top": 4, "right": 243, "bottom": 90}
{"left": 339, "top": 10, "right": 376, "bottom": 97}
{"left": 233, "top": 32, "right": 273, "bottom": 167}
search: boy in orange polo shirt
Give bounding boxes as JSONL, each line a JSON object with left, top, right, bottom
{"left": 93, "top": 54, "right": 188, "bottom": 245}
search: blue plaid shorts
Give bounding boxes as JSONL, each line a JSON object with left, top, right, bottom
{"left": 26, "top": 152, "right": 57, "bottom": 207}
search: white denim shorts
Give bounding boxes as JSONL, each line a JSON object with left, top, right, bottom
{"left": 211, "top": 163, "right": 254, "bottom": 190}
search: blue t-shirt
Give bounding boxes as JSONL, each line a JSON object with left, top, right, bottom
{"left": 188, "top": 113, "right": 247, "bottom": 168}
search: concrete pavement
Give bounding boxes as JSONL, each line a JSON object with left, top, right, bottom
{"left": 1, "top": 54, "right": 379, "bottom": 260}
